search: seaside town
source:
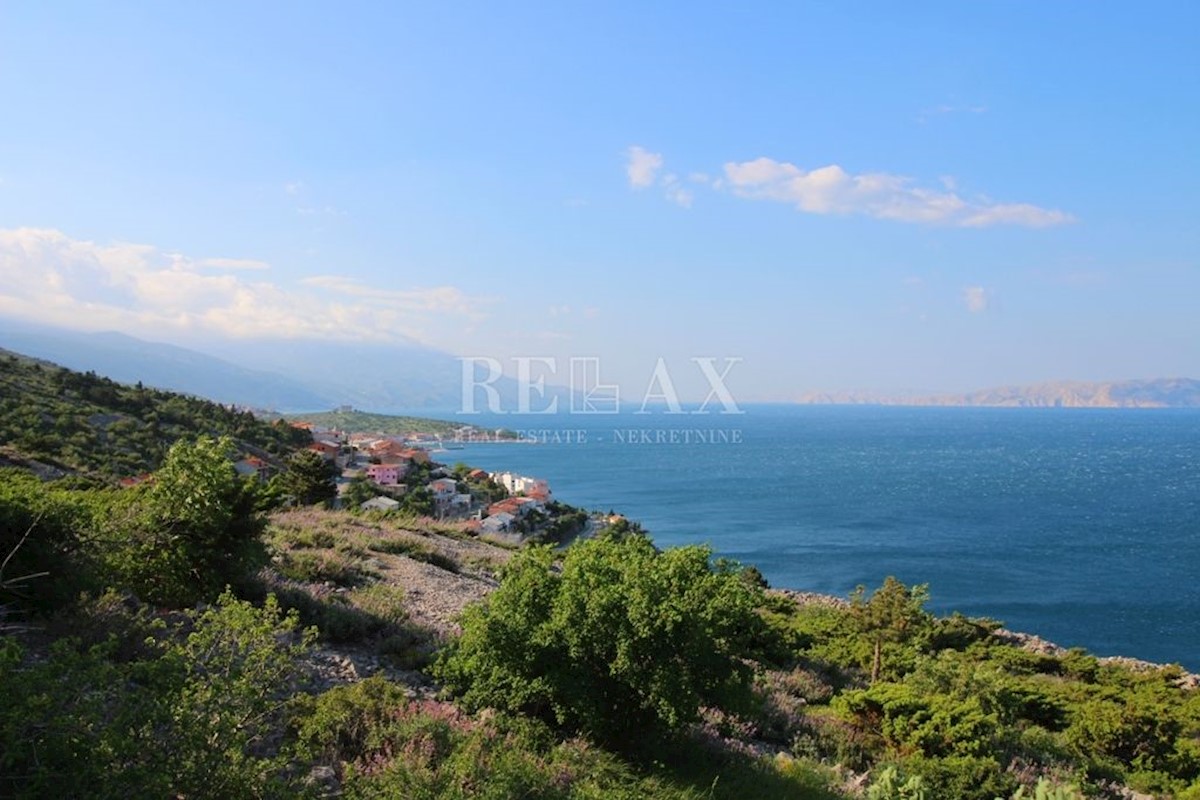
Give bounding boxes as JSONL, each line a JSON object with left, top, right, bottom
{"left": 262, "top": 418, "right": 595, "bottom": 544}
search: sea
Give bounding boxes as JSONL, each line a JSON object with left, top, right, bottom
{"left": 438, "top": 405, "right": 1200, "bottom": 671}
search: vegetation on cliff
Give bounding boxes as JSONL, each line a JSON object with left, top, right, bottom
{"left": 273, "top": 407, "right": 518, "bottom": 440}
{"left": 0, "top": 348, "right": 309, "bottom": 478}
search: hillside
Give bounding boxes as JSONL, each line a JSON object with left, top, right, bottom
{"left": 0, "top": 321, "right": 334, "bottom": 410}
{"left": 2, "top": 358, "right": 1197, "bottom": 800}
{"left": 275, "top": 407, "right": 518, "bottom": 440}
{"left": 0, "top": 318, "right": 566, "bottom": 413}
{"left": 796, "top": 377, "right": 1200, "bottom": 408}
{"left": 0, "top": 348, "right": 310, "bottom": 478}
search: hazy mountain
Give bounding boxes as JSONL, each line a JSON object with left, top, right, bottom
{"left": 795, "top": 378, "right": 1200, "bottom": 408}
{"left": 0, "top": 320, "right": 568, "bottom": 413}
{"left": 0, "top": 321, "right": 333, "bottom": 410}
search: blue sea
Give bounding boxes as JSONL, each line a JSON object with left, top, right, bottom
{"left": 443, "top": 406, "right": 1200, "bottom": 670}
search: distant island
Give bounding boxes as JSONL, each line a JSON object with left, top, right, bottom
{"left": 795, "top": 377, "right": 1200, "bottom": 408}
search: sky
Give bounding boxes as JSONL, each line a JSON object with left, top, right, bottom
{"left": 0, "top": 2, "right": 1197, "bottom": 401}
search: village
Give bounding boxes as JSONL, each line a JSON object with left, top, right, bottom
{"left": 252, "top": 420, "right": 596, "bottom": 545}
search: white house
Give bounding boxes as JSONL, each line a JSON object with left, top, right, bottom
{"left": 361, "top": 496, "right": 401, "bottom": 513}
{"left": 480, "top": 511, "right": 516, "bottom": 533}
{"left": 490, "top": 471, "right": 550, "bottom": 497}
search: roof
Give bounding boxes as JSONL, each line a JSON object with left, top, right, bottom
{"left": 361, "top": 496, "right": 401, "bottom": 511}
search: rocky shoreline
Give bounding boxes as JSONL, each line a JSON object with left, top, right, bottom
{"left": 774, "top": 588, "right": 1199, "bottom": 686}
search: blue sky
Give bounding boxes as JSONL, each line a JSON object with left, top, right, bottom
{"left": 0, "top": 2, "right": 1197, "bottom": 400}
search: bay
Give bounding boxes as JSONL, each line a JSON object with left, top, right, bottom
{"left": 442, "top": 405, "right": 1200, "bottom": 670}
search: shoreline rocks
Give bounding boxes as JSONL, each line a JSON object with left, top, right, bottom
{"left": 775, "top": 588, "right": 1199, "bottom": 686}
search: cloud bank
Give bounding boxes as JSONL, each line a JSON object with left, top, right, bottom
{"left": 723, "top": 158, "right": 1074, "bottom": 228}
{"left": 623, "top": 145, "right": 1074, "bottom": 228}
{"left": 0, "top": 227, "right": 488, "bottom": 346}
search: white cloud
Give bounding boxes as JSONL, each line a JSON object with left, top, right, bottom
{"left": 301, "top": 275, "right": 486, "bottom": 317}
{"left": 625, "top": 145, "right": 663, "bottom": 189}
{"left": 959, "top": 203, "right": 1074, "bottom": 228}
{"left": 963, "top": 286, "right": 992, "bottom": 313}
{"left": 284, "top": 180, "right": 305, "bottom": 195}
{"left": 722, "top": 157, "right": 1074, "bottom": 228}
{"left": 0, "top": 227, "right": 489, "bottom": 345}
{"left": 661, "top": 174, "right": 693, "bottom": 208}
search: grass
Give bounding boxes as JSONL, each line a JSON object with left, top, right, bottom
{"left": 368, "top": 536, "right": 459, "bottom": 572}
{"left": 275, "top": 549, "right": 373, "bottom": 587}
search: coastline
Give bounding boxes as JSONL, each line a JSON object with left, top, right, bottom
{"left": 772, "top": 588, "right": 1200, "bottom": 685}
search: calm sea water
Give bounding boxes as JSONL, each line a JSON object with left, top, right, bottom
{"left": 443, "top": 406, "right": 1200, "bottom": 670}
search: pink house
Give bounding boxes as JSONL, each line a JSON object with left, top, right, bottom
{"left": 366, "top": 463, "right": 405, "bottom": 486}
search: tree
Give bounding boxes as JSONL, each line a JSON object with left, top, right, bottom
{"left": 850, "top": 576, "right": 931, "bottom": 683}
{"left": 109, "top": 435, "right": 267, "bottom": 605}
{"left": 434, "top": 532, "right": 763, "bottom": 745}
{"left": 342, "top": 475, "right": 380, "bottom": 508}
{"left": 400, "top": 486, "right": 434, "bottom": 517}
{"left": 281, "top": 450, "right": 338, "bottom": 507}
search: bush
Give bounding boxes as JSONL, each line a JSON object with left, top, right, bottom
{"left": 0, "top": 468, "right": 100, "bottom": 610}
{"left": 369, "top": 537, "right": 459, "bottom": 572}
{"left": 276, "top": 549, "right": 370, "bottom": 586}
{"left": 103, "top": 436, "right": 270, "bottom": 606}
{"left": 0, "top": 591, "right": 312, "bottom": 798}
{"left": 433, "top": 532, "right": 763, "bottom": 745}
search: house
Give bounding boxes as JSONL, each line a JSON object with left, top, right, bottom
{"left": 399, "top": 447, "right": 431, "bottom": 465}
{"left": 234, "top": 456, "right": 272, "bottom": 482}
{"left": 490, "top": 471, "right": 550, "bottom": 498}
{"left": 429, "top": 477, "right": 459, "bottom": 499}
{"left": 480, "top": 511, "right": 515, "bottom": 533}
{"left": 487, "top": 496, "right": 541, "bottom": 519}
{"left": 307, "top": 440, "right": 340, "bottom": 460}
{"left": 467, "top": 468, "right": 488, "bottom": 481}
{"left": 365, "top": 463, "right": 406, "bottom": 486}
{"left": 368, "top": 441, "right": 431, "bottom": 465}
{"left": 525, "top": 485, "right": 552, "bottom": 504}
{"left": 361, "top": 496, "right": 401, "bottom": 513}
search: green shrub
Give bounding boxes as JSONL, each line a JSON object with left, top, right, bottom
{"left": 0, "top": 468, "right": 100, "bottom": 610}
{"left": 276, "top": 549, "right": 369, "bottom": 586}
{"left": 866, "top": 765, "right": 928, "bottom": 800}
{"left": 0, "top": 591, "right": 312, "bottom": 798}
{"left": 273, "top": 525, "right": 336, "bottom": 549}
{"left": 434, "top": 533, "right": 763, "bottom": 746}
{"left": 369, "top": 536, "right": 459, "bottom": 572}
{"left": 270, "top": 584, "right": 404, "bottom": 644}
{"left": 100, "top": 436, "right": 270, "bottom": 606}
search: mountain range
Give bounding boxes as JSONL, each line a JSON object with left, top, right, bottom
{"left": 794, "top": 378, "right": 1200, "bottom": 408}
{"left": 0, "top": 319, "right": 561, "bottom": 414}
{"left": 3, "top": 319, "right": 1197, "bottom": 411}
